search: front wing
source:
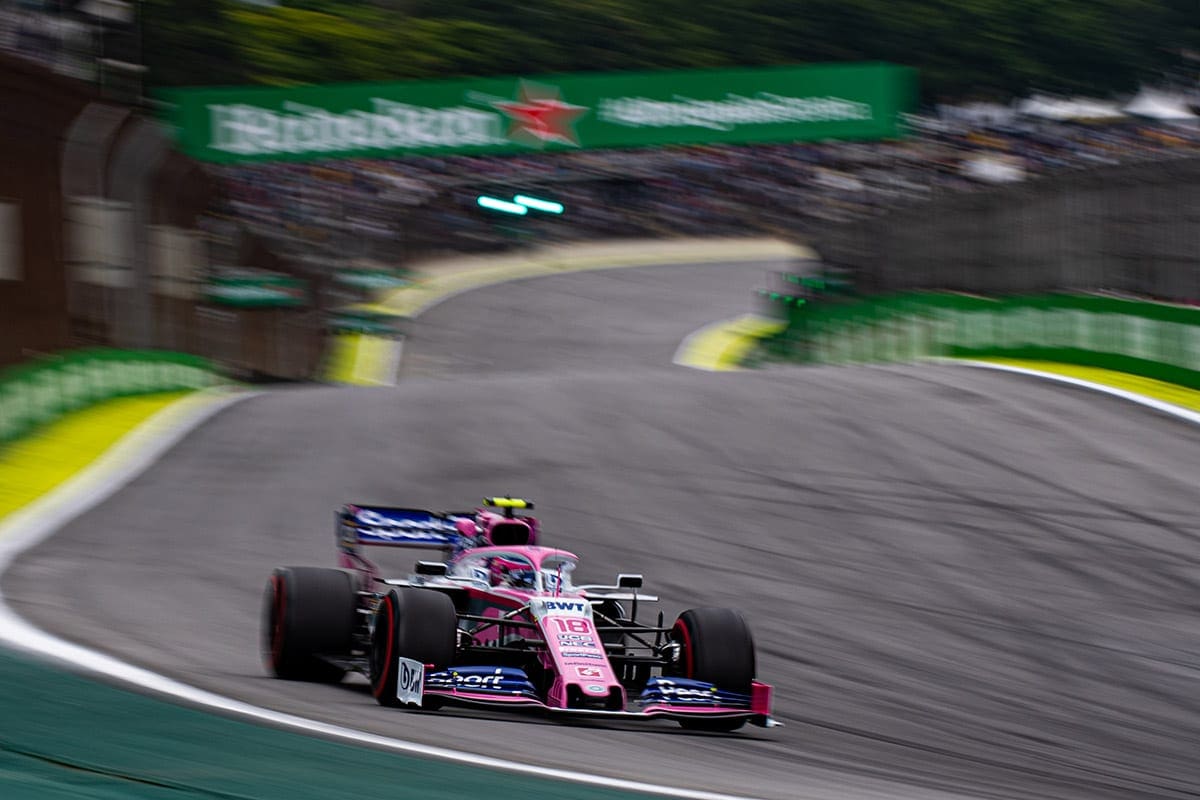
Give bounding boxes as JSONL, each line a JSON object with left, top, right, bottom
{"left": 408, "top": 664, "right": 778, "bottom": 727}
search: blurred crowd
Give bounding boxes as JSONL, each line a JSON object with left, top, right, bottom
{"left": 6, "top": 4, "right": 1200, "bottom": 264}
{"left": 211, "top": 115, "right": 1200, "bottom": 267}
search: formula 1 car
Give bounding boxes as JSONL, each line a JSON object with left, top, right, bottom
{"left": 263, "top": 497, "right": 776, "bottom": 730}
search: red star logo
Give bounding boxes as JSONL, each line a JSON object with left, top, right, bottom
{"left": 493, "top": 81, "right": 588, "bottom": 148}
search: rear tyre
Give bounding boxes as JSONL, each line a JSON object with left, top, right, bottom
{"left": 369, "top": 588, "right": 457, "bottom": 708}
{"left": 264, "top": 567, "right": 356, "bottom": 683}
{"left": 667, "top": 607, "right": 756, "bottom": 732}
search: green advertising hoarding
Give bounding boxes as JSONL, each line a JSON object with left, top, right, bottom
{"left": 160, "top": 63, "right": 914, "bottom": 163}
{"left": 204, "top": 271, "right": 308, "bottom": 307}
{"left": 761, "top": 290, "right": 1200, "bottom": 389}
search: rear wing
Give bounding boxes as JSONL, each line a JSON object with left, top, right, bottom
{"left": 337, "top": 504, "right": 471, "bottom": 552}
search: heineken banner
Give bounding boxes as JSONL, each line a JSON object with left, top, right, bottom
{"left": 160, "top": 63, "right": 914, "bottom": 163}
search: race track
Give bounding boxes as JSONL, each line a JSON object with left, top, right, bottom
{"left": 6, "top": 259, "right": 1200, "bottom": 800}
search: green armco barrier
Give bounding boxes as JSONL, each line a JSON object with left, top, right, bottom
{"left": 0, "top": 349, "right": 218, "bottom": 446}
{"left": 762, "top": 292, "right": 1200, "bottom": 388}
{"left": 161, "top": 62, "right": 914, "bottom": 163}
{"left": 0, "top": 648, "right": 670, "bottom": 800}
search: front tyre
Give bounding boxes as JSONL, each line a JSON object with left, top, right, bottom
{"left": 263, "top": 567, "right": 356, "bottom": 682}
{"left": 369, "top": 588, "right": 457, "bottom": 708}
{"left": 668, "top": 607, "right": 756, "bottom": 732}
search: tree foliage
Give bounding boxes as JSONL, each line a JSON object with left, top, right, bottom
{"left": 141, "top": 0, "right": 1200, "bottom": 99}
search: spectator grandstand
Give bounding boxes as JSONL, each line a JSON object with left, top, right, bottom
{"left": 206, "top": 114, "right": 1200, "bottom": 273}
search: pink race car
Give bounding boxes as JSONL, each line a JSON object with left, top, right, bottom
{"left": 264, "top": 496, "right": 776, "bottom": 731}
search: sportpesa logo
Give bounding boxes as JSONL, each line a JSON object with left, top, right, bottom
{"left": 353, "top": 509, "right": 463, "bottom": 536}
{"left": 359, "top": 527, "right": 454, "bottom": 541}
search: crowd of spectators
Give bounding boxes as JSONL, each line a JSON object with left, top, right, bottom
{"left": 7, "top": 4, "right": 1200, "bottom": 266}
{"left": 210, "top": 112, "right": 1200, "bottom": 268}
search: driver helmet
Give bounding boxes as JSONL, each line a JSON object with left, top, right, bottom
{"left": 489, "top": 557, "right": 536, "bottom": 589}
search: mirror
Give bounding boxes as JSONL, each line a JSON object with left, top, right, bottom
{"left": 617, "top": 573, "right": 643, "bottom": 589}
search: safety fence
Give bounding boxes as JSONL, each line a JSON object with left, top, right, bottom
{"left": 0, "top": 348, "right": 220, "bottom": 446}
{"left": 760, "top": 290, "right": 1200, "bottom": 389}
{"left": 813, "top": 155, "right": 1200, "bottom": 303}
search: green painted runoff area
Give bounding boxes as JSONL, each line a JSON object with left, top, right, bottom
{"left": 0, "top": 648, "right": 664, "bottom": 799}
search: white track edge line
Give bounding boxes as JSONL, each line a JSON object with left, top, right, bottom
{"left": 0, "top": 608, "right": 786, "bottom": 800}
{"left": 0, "top": 390, "right": 778, "bottom": 800}
{"left": 945, "top": 360, "right": 1200, "bottom": 425}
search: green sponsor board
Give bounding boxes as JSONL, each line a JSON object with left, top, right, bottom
{"left": 205, "top": 272, "right": 308, "bottom": 308}
{"left": 160, "top": 63, "right": 914, "bottom": 163}
{"left": 0, "top": 349, "right": 217, "bottom": 445}
{"left": 334, "top": 269, "right": 411, "bottom": 291}
{"left": 328, "top": 309, "right": 401, "bottom": 335}
{"left": 763, "top": 292, "right": 1200, "bottom": 388}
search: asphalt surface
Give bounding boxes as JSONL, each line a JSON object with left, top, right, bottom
{"left": 6, "top": 259, "right": 1200, "bottom": 800}
{"left": 398, "top": 259, "right": 782, "bottom": 379}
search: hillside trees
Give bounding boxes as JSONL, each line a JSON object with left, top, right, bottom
{"left": 141, "top": 0, "right": 1200, "bottom": 99}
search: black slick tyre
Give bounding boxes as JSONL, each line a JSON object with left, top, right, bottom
{"left": 369, "top": 588, "right": 457, "bottom": 708}
{"left": 264, "top": 567, "right": 356, "bottom": 682}
{"left": 668, "top": 607, "right": 756, "bottom": 732}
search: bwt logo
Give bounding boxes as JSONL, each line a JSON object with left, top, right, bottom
{"left": 543, "top": 600, "right": 586, "bottom": 613}
{"left": 400, "top": 661, "right": 422, "bottom": 693}
{"left": 395, "top": 657, "right": 425, "bottom": 705}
